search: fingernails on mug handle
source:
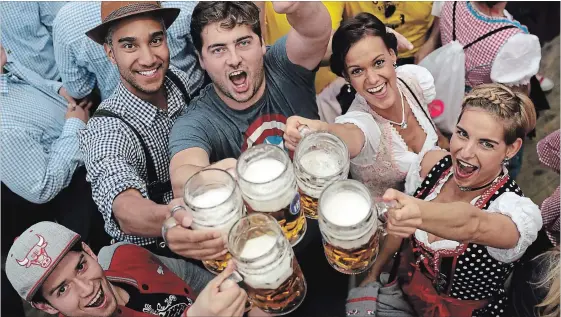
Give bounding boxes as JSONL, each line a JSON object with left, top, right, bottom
{"left": 219, "top": 270, "right": 244, "bottom": 291}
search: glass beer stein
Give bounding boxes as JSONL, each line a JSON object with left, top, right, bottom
{"left": 294, "top": 131, "right": 350, "bottom": 219}
{"left": 318, "top": 180, "right": 381, "bottom": 275}
{"left": 184, "top": 168, "right": 245, "bottom": 274}
{"left": 228, "top": 213, "right": 307, "bottom": 315}
{"left": 236, "top": 144, "right": 307, "bottom": 246}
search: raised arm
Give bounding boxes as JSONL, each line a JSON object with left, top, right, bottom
{"left": 383, "top": 189, "right": 541, "bottom": 257}
{"left": 80, "top": 120, "right": 169, "bottom": 237}
{"left": 283, "top": 115, "right": 365, "bottom": 158}
{"left": 170, "top": 147, "right": 212, "bottom": 198}
{"left": 170, "top": 148, "right": 237, "bottom": 198}
{"left": 274, "top": 2, "right": 332, "bottom": 70}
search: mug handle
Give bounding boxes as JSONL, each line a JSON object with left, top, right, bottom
{"left": 373, "top": 198, "right": 402, "bottom": 236}
{"left": 219, "top": 270, "right": 253, "bottom": 312}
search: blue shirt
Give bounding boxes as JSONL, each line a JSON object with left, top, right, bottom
{"left": 0, "top": 55, "right": 85, "bottom": 203}
{"left": 53, "top": 1, "right": 203, "bottom": 100}
{"left": 0, "top": 1, "right": 67, "bottom": 81}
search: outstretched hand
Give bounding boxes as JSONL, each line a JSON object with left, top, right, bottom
{"left": 382, "top": 189, "right": 423, "bottom": 238}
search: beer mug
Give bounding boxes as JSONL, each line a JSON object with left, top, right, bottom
{"left": 294, "top": 131, "right": 350, "bottom": 219}
{"left": 184, "top": 168, "right": 244, "bottom": 274}
{"left": 373, "top": 198, "right": 401, "bottom": 236}
{"left": 228, "top": 213, "right": 307, "bottom": 315}
{"left": 236, "top": 144, "right": 307, "bottom": 246}
{"left": 318, "top": 180, "right": 381, "bottom": 275}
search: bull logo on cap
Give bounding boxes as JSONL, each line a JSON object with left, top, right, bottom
{"left": 16, "top": 234, "right": 52, "bottom": 268}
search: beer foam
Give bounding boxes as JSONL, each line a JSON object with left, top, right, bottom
{"left": 299, "top": 150, "right": 341, "bottom": 177}
{"left": 239, "top": 235, "right": 293, "bottom": 289}
{"left": 191, "top": 187, "right": 232, "bottom": 208}
{"left": 240, "top": 158, "right": 296, "bottom": 212}
{"left": 190, "top": 187, "right": 242, "bottom": 233}
{"left": 191, "top": 209, "right": 241, "bottom": 233}
{"left": 242, "top": 158, "right": 285, "bottom": 183}
{"left": 322, "top": 191, "right": 369, "bottom": 226}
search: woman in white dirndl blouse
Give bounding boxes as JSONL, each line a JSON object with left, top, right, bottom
{"left": 363, "top": 84, "right": 542, "bottom": 317}
{"left": 284, "top": 13, "right": 442, "bottom": 198}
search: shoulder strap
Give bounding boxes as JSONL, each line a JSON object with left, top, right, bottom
{"left": 166, "top": 70, "right": 191, "bottom": 105}
{"left": 464, "top": 25, "right": 518, "bottom": 50}
{"left": 92, "top": 109, "right": 159, "bottom": 185}
{"left": 397, "top": 77, "right": 437, "bottom": 134}
{"left": 452, "top": 1, "right": 458, "bottom": 41}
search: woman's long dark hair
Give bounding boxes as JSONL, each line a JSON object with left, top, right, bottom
{"left": 330, "top": 12, "right": 398, "bottom": 78}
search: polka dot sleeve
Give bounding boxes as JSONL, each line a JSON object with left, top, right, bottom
{"left": 485, "top": 192, "right": 543, "bottom": 263}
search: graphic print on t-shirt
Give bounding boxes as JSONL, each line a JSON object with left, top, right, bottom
{"left": 241, "top": 113, "right": 288, "bottom": 152}
{"left": 141, "top": 294, "right": 192, "bottom": 317}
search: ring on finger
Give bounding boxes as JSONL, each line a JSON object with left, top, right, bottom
{"left": 170, "top": 204, "right": 186, "bottom": 218}
{"left": 161, "top": 217, "right": 178, "bottom": 246}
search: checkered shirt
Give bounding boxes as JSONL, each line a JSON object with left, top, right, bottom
{"left": 537, "top": 130, "right": 560, "bottom": 246}
{"left": 79, "top": 66, "right": 201, "bottom": 246}
{"left": 53, "top": 1, "right": 202, "bottom": 100}
{"left": 440, "top": 1, "right": 527, "bottom": 87}
{"left": 0, "top": 1, "right": 67, "bottom": 81}
{"left": 1, "top": 57, "right": 84, "bottom": 203}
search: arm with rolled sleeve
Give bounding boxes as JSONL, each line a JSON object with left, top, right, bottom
{"left": 415, "top": 192, "right": 542, "bottom": 263}
{"left": 52, "top": 15, "right": 96, "bottom": 99}
{"left": 79, "top": 120, "right": 169, "bottom": 238}
{"left": 1, "top": 119, "right": 84, "bottom": 204}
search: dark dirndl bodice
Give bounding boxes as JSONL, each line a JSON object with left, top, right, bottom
{"left": 410, "top": 155, "right": 525, "bottom": 317}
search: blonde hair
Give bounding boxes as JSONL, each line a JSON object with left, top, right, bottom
{"left": 534, "top": 246, "right": 560, "bottom": 317}
{"left": 460, "top": 84, "right": 537, "bottom": 145}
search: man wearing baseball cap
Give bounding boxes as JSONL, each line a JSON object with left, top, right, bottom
{"left": 5, "top": 221, "right": 250, "bottom": 317}
{"left": 79, "top": 1, "right": 226, "bottom": 260}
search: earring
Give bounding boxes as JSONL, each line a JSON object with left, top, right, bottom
{"left": 393, "top": 62, "right": 397, "bottom": 69}
{"left": 502, "top": 157, "right": 510, "bottom": 166}
{"left": 346, "top": 83, "right": 352, "bottom": 93}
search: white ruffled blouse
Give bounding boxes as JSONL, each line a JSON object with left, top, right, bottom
{"left": 407, "top": 169, "right": 543, "bottom": 263}
{"left": 335, "top": 65, "right": 439, "bottom": 195}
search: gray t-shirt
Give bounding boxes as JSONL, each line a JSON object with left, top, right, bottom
{"left": 169, "top": 36, "right": 319, "bottom": 162}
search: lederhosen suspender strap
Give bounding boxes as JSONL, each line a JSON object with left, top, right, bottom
{"left": 92, "top": 109, "right": 171, "bottom": 204}
{"left": 166, "top": 70, "right": 190, "bottom": 102}
{"left": 92, "top": 70, "right": 191, "bottom": 205}
{"left": 453, "top": 2, "right": 518, "bottom": 50}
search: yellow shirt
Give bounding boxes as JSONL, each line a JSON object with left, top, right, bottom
{"left": 264, "top": 2, "right": 345, "bottom": 93}
{"left": 344, "top": 1, "right": 434, "bottom": 58}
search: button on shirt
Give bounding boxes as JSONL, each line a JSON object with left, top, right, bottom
{"left": 53, "top": 1, "right": 203, "bottom": 100}
{"left": 0, "top": 1, "right": 67, "bottom": 80}
{"left": 79, "top": 66, "right": 200, "bottom": 246}
{"left": 0, "top": 56, "right": 84, "bottom": 203}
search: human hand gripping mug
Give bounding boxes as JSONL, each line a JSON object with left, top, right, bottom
{"left": 228, "top": 213, "right": 307, "bottom": 315}
{"left": 294, "top": 131, "right": 350, "bottom": 219}
{"left": 318, "top": 180, "right": 382, "bottom": 275}
{"left": 184, "top": 168, "right": 245, "bottom": 274}
{"left": 236, "top": 144, "right": 307, "bottom": 246}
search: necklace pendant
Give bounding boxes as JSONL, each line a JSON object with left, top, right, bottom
{"left": 401, "top": 122, "right": 408, "bottom": 129}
